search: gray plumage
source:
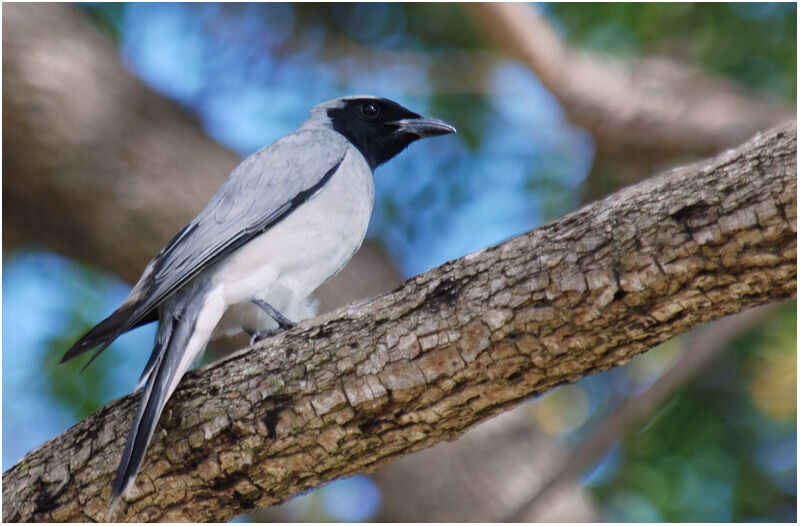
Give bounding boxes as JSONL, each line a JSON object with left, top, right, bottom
{"left": 60, "top": 95, "right": 455, "bottom": 515}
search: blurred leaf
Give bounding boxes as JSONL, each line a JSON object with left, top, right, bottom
{"left": 547, "top": 3, "right": 797, "bottom": 99}
{"left": 82, "top": 3, "right": 126, "bottom": 43}
{"left": 588, "top": 301, "right": 797, "bottom": 521}
{"left": 746, "top": 304, "right": 797, "bottom": 419}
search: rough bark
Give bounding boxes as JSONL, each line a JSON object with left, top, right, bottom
{"left": 3, "top": 124, "right": 795, "bottom": 522}
{"left": 255, "top": 403, "right": 597, "bottom": 522}
{"left": 471, "top": 3, "right": 795, "bottom": 166}
{"left": 506, "top": 303, "right": 778, "bottom": 522}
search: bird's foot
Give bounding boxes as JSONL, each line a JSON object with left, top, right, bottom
{"left": 247, "top": 299, "right": 296, "bottom": 346}
{"left": 248, "top": 326, "right": 293, "bottom": 346}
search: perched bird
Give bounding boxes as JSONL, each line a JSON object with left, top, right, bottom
{"left": 60, "top": 95, "right": 456, "bottom": 512}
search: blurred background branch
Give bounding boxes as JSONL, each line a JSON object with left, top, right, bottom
{"left": 2, "top": 2, "right": 398, "bottom": 316}
{"left": 471, "top": 3, "right": 794, "bottom": 174}
{"left": 506, "top": 303, "right": 778, "bottom": 522}
{"left": 3, "top": 2, "right": 796, "bottom": 522}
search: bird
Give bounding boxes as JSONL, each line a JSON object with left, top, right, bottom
{"left": 59, "top": 95, "right": 456, "bottom": 514}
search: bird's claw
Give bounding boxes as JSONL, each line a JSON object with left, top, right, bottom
{"left": 247, "top": 322, "right": 295, "bottom": 346}
{"left": 249, "top": 329, "right": 275, "bottom": 346}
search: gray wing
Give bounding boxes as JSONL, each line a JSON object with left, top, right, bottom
{"left": 62, "top": 128, "right": 350, "bottom": 365}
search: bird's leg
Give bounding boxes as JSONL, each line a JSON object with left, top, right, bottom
{"left": 253, "top": 299, "right": 296, "bottom": 329}
{"left": 248, "top": 299, "right": 296, "bottom": 345}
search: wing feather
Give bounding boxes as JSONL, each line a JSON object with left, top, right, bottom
{"left": 62, "top": 128, "right": 349, "bottom": 364}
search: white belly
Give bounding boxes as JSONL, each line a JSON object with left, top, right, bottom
{"left": 210, "top": 148, "right": 374, "bottom": 336}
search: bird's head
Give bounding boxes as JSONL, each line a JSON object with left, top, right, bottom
{"left": 312, "top": 95, "right": 456, "bottom": 170}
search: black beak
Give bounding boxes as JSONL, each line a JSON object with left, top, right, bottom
{"left": 394, "top": 116, "right": 457, "bottom": 137}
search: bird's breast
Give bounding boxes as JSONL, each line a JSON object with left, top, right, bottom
{"left": 213, "top": 148, "right": 375, "bottom": 307}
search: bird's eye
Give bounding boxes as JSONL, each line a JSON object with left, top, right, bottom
{"left": 361, "top": 102, "right": 380, "bottom": 118}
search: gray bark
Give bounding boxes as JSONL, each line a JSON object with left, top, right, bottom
{"left": 3, "top": 123, "right": 795, "bottom": 522}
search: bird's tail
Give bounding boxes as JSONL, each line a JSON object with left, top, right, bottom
{"left": 60, "top": 302, "right": 157, "bottom": 373}
{"left": 107, "top": 308, "right": 202, "bottom": 517}
{"left": 60, "top": 304, "right": 134, "bottom": 369}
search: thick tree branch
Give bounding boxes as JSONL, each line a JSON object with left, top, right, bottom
{"left": 3, "top": 124, "right": 795, "bottom": 522}
{"left": 506, "top": 303, "right": 778, "bottom": 522}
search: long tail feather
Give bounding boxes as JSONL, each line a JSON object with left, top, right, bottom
{"left": 136, "top": 342, "right": 162, "bottom": 390}
{"left": 108, "top": 313, "right": 193, "bottom": 516}
{"left": 106, "top": 287, "right": 226, "bottom": 518}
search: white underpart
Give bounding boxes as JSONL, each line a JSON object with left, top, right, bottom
{"left": 210, "top": 147, "right": 374, "bottom": 337}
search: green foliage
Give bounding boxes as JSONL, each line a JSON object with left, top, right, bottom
{"left": 401, "top": 4, "right": 486, "bottom": 51}
{"left": 588, "top": 301, "right": 797, "bottom": 522}
{"left": 547, "top": 3, "right": 797, "bottom": 99}
{"left": 428, "top": 92, "right": 491, "bottom": 152}
{"left": 43, "top": 265, "right": 125, "bottom": 420}
{"left": 82, "top": 3, "right": 125, "bottom": 44}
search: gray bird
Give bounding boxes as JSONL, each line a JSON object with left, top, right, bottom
{"left": 60, "top": 95, "right": 455, "bottom": 512}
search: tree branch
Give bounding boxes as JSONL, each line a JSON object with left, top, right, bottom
{"left": 2, "top": 3, "right": 240, "bottom": 281}
{"left": 505, "top": 303, "right": 778, "bottom": 522}
{"left": 1, "top": 2, "right": 402, "bottom": 316}
{"left": 470, "top": 3, "right": 795, "bottom": 164}
{"left": 3, "top": 124, "right": 795, "bottom": 522}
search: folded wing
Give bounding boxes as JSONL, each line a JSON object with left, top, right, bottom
{"left": 61, "top": 129, "right": 348, "bottom": 368}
